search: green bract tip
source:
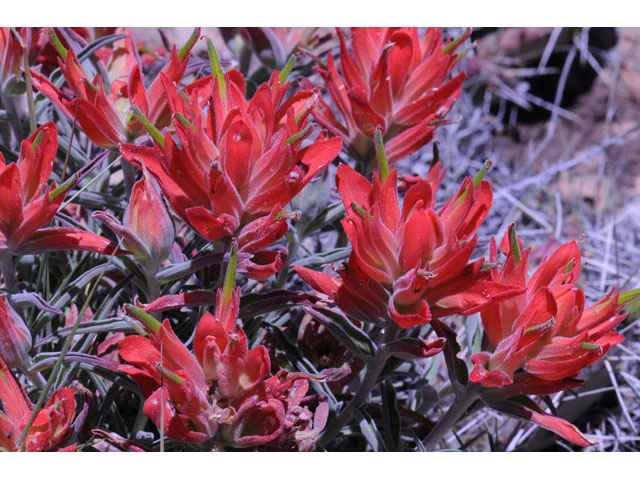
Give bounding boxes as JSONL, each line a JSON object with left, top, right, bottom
{"left": 132, "top": 105, "right": 165, "bottom": 149}
{"left": 222, "top": 243, "right": 238, "bottom": 304}
{"left": 49, "top": 28, "right": 68, "bottom": 61}
{"left": 509, "top": 223, "right": 522, "bottom": 264}
{"left": 207, "top": 38, "right": 227, "bottom": 106}
{"left": 126, "top": 304, "right": 161, "bottom": 335}
{"left": 375, "top": 126, "right": 390, "bottom": 183}
{"left": 473, "top": 159, "right": 492, "bottom": 188}
{"left": 279, "top": 55, "right": 296, "bottom": 84}
{"left": 178, "top": 27, "right": 199, "bottom": 61}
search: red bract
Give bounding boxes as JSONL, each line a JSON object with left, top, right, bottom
{"left": 0, "top": 28, "right": 24, "bottom": 84}
{"left": 310, "top": 28, "right": 469, "bottom": 166}
{"left": 120, "top": 57, "right": 342, "bottom": 279}
{"left": 118, "top": 249, "right": 326, "bottom": 450}
{"left": 31, "top": 28, "right": 200, "bottom": 149}
{"left": 0, "top": 122, "right": 118, "bottom": 255}
{"left": 0, "top": 355, "right": 75, "bottom": 451}
{"left": 295, "top": 163, "right": 520, "bottom": 328}
{"left": 470, "top": 229, "right": 627, "bottom": 388}
{"left": 0, "top": 28, "right": 46, "bottom": 90}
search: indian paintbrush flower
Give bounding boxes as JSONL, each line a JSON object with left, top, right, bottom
{"left": 0, "top": 354, "right": 76, "bottom": 452}
{"left": 295, "top": 143, "right": 520, "bottom": 328}
{"left": 0, "top": 122, "right": 119, "bottom": 256}
{"left": 309, "top": 27, "right": 469, "bottom": 168}
{"left": 120, "top": 42, "right": 342, "bottom": 279}
{"left": 31, "top": 28, "right": 200, "bottom": 149}
{"left": 118, "top": 245, "right": 327, "bottom": 450}
{"left": 467, "top": 226, "right": 633, "bottom": 447}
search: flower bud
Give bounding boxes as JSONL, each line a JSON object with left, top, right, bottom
{"left": 123, "top": 172, "right": 175, "bottom": 269}
{"left": 0, "top": 294, "right": 32, "bottom": 368}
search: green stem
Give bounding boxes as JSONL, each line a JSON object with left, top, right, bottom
{"left": 320, "top": 323, "right": 399, "bottom": 446}
{"left": 422, "top": 384, "right": 481, "bottom": 451}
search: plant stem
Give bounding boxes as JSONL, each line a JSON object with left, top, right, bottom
{"left": 120, "top": 157, "right": 136, "bottom": 198}
{"left": 0, "top": 252, "right": 17, "bottom": 296}
{"left": 22, "top": 368, "right": 47, "bottom": 389}
{"left": 422, "top": 384, "right": 481, "bottom": 451}
{"left": 275, "top": 229, "right": 300, "bottom": 289}
{"left": 145, "top": 267, "right": 161, "bottom": 320}
{"left": 320, "top": 323, "right": 398, "bottom": 446}
{"left": 21, "top": 32, "right": 37, "bottom": 135}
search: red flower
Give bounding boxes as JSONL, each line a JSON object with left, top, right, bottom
{"left": 31, "top": 28, "right": 200, "bottom": 149}
{"left": 310, "top": 28, "right": 469, "bottom": 166}
{"left": 221, "top": 370, "right": 328, "bottom": 451}
{"left": 0, "top": 355, "right": 75, "bottom": 451}
{"left": 468, "top": 228, "right": 632, "bottom": 447}
{"left": 0, "top": 122, "right": 118, "bottom": 255}
{"left": 120, "top": 50, "right": 342, "bottom": 279}
{"left": 295, "top": 162, "right": 520, "bottom": 328}
{"left": 470, "top": 228, "right": 626, "bottom": 388}
{"left": 118, "top": 247, "right": 326, "bottom": 449}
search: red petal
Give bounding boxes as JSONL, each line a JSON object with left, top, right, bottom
{"left": 17, "top": 227, "right": 122, "bottom": 255}
{"left": 293, "top": 266, "right": 341, "bottom": 299}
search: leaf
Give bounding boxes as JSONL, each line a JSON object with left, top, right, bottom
{"left": 302, "top": 200, "right": 346, "bottom": 235}
{"left": 12, "top": 292, "right": 62, "bottom": 315}
{"left": 38, "top": 318, "right": 135, "bottom": 344}
{"left": 483, "top": 396, "right": 594, "bottom": 447}
{"left": 155, "top": 252, "right": 246, "bottom": 284}
{"left": 381, "top": 337, "right": 445, "bottom": 361}
{"left": 305, "top": 306, "right": 376, "bottom": 359}
{"left": 33, "top": 262, "right": 119, "bottom": 333}
{"left": 239, "top": 290, "right": 320, "bottom": 317}
{"left": 431, "top": 319, "right": 468, "bottom": 398}
{"left": 292, "top": 247, "right": 352, "bottom": 269}
{"left": 381, "top": 378, "right": 401, "bottom": 451}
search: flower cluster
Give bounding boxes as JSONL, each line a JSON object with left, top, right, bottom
{"left": 119, "top": 44, "right": 342, "bottom": 279}
{"left": 310, "top": 28, "right": 469, "bottom": 167}
{"left": 0, "top": 122, "right": 118, "bottom": 256}
{"left": 295, "top": 154, "right": 519, "bottom": 328}
{"left": 120, "top": 248, "right": 327, "bottom": 450}
{"left": 0, "top": 26, "right": 635, "bottom": 453}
